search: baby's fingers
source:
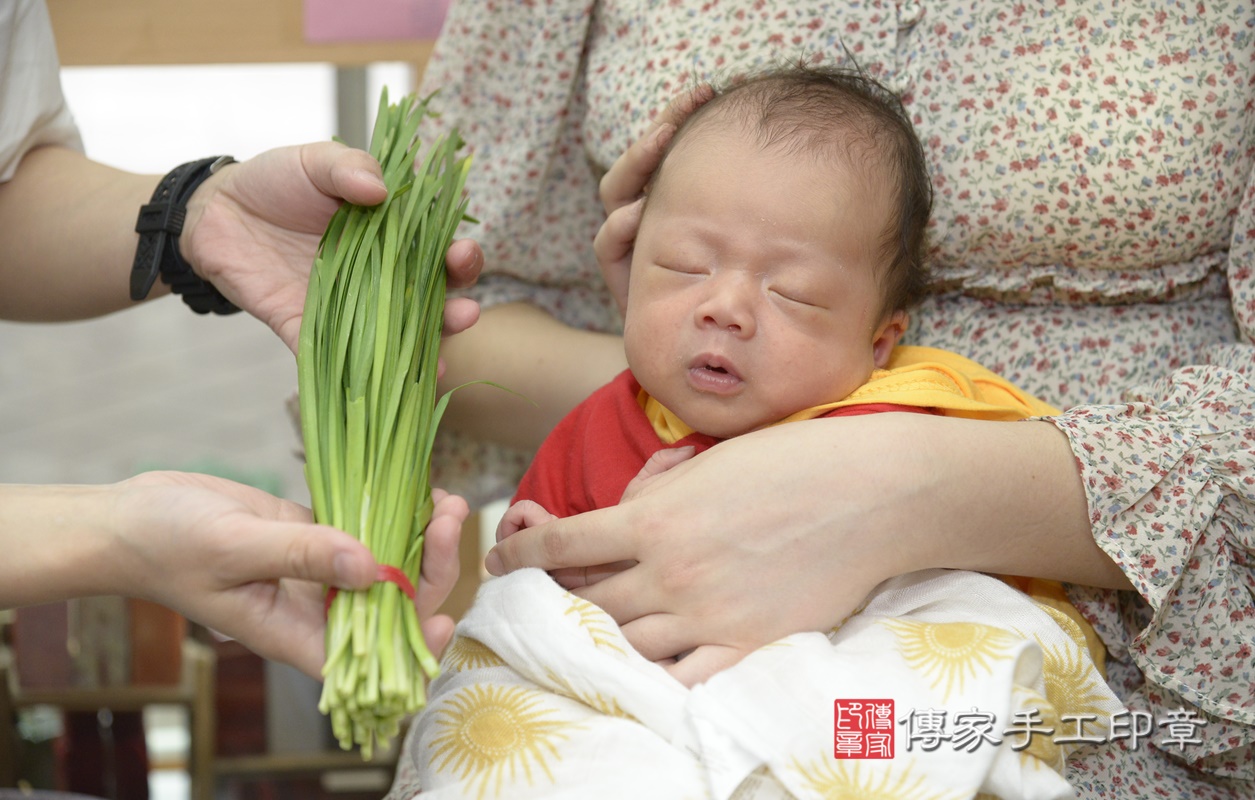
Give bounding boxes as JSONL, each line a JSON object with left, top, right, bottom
{"left": 621, "top": 446, "right": 696, "bottom": 502}
{"left": 496, "top": 500, "right": 556, "bottom": 542}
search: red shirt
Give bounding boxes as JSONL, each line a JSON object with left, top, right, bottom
{"left": 514, "top": 369, "right": 930, "bottom": 515}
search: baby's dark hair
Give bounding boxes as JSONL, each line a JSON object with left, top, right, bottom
{"left": 654, "top": 61, "right": 933, "bottom": 319}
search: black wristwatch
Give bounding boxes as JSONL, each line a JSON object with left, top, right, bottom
{"left": 130, "top": 155, "right": 241, "bottom": 315}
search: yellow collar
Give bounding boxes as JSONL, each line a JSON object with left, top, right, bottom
{"left": 640, "top": 346, "right": 1059, "bottom": 444}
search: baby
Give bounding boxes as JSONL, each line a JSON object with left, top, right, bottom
{"left": 403, "top": 64, "right": 1122, "bottom": 800}
{"left": 501, "top": 61, "right": 940, "bottom": 528}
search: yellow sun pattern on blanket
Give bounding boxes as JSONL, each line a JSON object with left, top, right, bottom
{"left": 1006, "top": 686, "right": 1065, "bottom": 772}
{"left": 541, "top": 668, "right": 638, "bottom": 722}
{"left": 1034, "top": 636, "right": 1119, "bottom": 733}
{"left": 563, "top": 593, "right": 627, "bottom": 655}
{"left": 426, "top": 683, "right": 573, "bottom": 800}
{"left": 788, "top": 755, "right": 962, "bottom": 800}
{"left": 884, "top": 620, "right": 1019, "bottom": 701}
{"left": 574, "top": 691, "right": 635, "bottom": 721}
{"left": 443, "top": 636, "right": 508, "bottom": 674}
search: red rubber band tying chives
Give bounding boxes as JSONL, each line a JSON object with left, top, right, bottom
{"left": 325, "top": 564, "right": 417, "bottom": 614}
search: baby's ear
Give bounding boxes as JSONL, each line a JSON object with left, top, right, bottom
{"left": 871, "top": 310, "right": 909, "bottom": 367}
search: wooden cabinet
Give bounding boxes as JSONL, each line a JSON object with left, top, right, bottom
{"left": 1, "top": 632, "right": 216, "bottom": 800}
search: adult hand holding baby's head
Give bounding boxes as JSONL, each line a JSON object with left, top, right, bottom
{"left": 594, "top": 84, "right": 714, "bottom": 315}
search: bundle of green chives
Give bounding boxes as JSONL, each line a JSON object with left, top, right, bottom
{"left": 297, "top": 88, "right": 472, "bottom": 758}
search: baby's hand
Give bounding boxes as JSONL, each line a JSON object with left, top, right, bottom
{"left": 496, "top": 499, "right": 558, "bottom": 542}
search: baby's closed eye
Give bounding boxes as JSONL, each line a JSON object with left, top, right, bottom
{"left": 768, "top": 284, "right": 825, "bottom": 309}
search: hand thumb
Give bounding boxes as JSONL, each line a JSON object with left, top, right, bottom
{"left": 233, "top": 518, "right": 375, "bottom": 589}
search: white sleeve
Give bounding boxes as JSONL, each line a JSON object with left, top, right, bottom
{"left": 0, "top": 0, "right": 84, "bottom": 183}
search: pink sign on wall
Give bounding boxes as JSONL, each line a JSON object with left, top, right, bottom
{"left": 303, "top": 0, "right": 452, "bottom": 43}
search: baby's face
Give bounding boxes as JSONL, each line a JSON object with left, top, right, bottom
{"left": 624, "top": 123, "right": 902, "bottom": 439}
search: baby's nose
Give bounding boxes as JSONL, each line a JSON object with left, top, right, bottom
{"left": 695, "top": 274, "right": 756, "bottom": 336}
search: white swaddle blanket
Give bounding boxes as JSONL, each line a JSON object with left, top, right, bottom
{"left": 394, "top": 568, "right": 1123, "bottom": 800}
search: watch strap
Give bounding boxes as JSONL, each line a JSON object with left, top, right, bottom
{"left": 131, "top": 156, "right": 241, "bottom": 315}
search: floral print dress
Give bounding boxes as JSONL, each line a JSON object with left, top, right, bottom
{"left": 404, "top": 2, "right": 1255, "bottom": 797}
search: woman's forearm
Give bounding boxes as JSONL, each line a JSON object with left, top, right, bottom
{"left": 0, "top": 474, "right": 431, "bottom": 677}
{"left": 877, "top": 415, "right": 1133, "bottom": 589}
{"left": 0, "top": 484, "right": 122, "bottom": 608}
{"left": 486, "top": 410, "right": 1132, "bottom": 683}
{"left": 487, "top": 399, "right": 1130, "bottom": 593}
{"left": 0, "top": 146, "right": 165, "bottom": 321}
{"left": 437, "top": 301, "right": 628, "bottom": 452}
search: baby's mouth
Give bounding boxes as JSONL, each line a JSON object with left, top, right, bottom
{"left": 687, "top": 355, "right": 744, "bottom": 393}
{"left": 693, "top": 354, "right": 740, "bottom": 377}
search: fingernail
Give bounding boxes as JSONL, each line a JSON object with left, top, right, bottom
{"left": 333, "top": 552, "right": 369, "bottom": 587}
{"left": 483, "top": 549, "right": 503, "bottom": 576}
{"left": 355, "top": 169, "right": 387, "bottom": 192}
{"left": 332, "top": 553, "right": 353, "bottom": 586}
{"left": 651, "top": 123, "right": 676, "bottom": 152}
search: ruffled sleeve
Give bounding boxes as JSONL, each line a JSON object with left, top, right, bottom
{"left": 1226, "top": 162, "right": 1255, "bottom": 345}
{"left": 1055, "top": 360, "right": 1255, "bottom": 779}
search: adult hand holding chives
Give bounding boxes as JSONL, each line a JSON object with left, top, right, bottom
{"left": 172, "top": 141, "right": 482, "bottom": 354}
{"left": 0, "top": 476, "right": 467, "bottom": 681}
